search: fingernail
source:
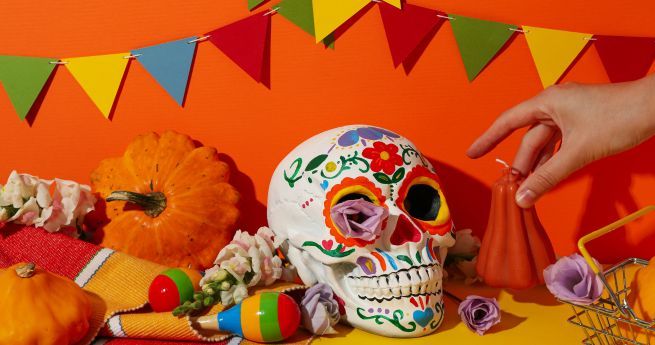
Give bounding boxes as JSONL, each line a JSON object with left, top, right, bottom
{"left": 515, "top": 188, "right": 536, "bottom": 208}
{"left": 510, "top": 168, "right": 522, "bottom": 176}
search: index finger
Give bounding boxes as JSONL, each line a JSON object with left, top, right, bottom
{"left": 466, "top": 95, "right": 548, "bottom": 159}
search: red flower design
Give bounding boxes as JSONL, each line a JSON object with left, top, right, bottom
{"left": 363, "top": 142, "right": 403, "bottom": 174}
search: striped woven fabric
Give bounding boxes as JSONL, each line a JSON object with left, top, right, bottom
{"left": 0, "top": 225, "right": 310, "bottom": 345}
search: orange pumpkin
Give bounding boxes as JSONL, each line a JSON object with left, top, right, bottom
{"left": 620, "top": 258, "right": 655, "bottom": 342}
{"left": 90, "top": 131, "right": 240, "bottom": 269}
{"left": 0, "top": 263, "right": 92, "bottom": 345}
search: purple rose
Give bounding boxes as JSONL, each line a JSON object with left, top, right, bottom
{"left": 330, "top": 199, "right": 388, "bottom": 241}
{"left": 543, "top": 253, "right": 604, "bottom": 305}
{"left": 300, "top": 283, "right": 340, "bottom": 335}
{"left": 458, "top": 295, "right": 501, "bottom": 335}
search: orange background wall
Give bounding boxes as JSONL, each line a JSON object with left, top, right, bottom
{"left": 2, "top": 0, "right": 655, "bottom": 263}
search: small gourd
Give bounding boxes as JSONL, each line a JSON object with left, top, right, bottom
{"left": 621, "top": 257, "right": 655, "bottom": 342}
{"left": 0, "top": 262, "right": 92, "bottom": 345}
{"left": 148, "top": 268, "right": 203, "bottom": 312}
{"left": 89, "top": 131, "right": 240, "bottom": 269}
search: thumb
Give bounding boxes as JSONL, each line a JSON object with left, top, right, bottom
{"left": 515, "top": 146, "right": 580, "bottom": 208}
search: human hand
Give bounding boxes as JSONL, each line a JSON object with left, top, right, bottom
{"left": 467, "top": 76, "right": 655, "bottom": 208}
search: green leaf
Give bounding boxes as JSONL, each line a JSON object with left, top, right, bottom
{"left": 373, "top": 172, "right": 392, "bottom": 184}
{"left": 392, "top": 167, "right": 405, "bottom": 183}
{"left": 305, "top": 154, "right": 328, "bottom": 171}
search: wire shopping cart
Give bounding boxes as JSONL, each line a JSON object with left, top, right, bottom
{"left": 561, "top": 206, "right": 655, "bottom": 344}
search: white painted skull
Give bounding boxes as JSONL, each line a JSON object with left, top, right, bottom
{"left": 267, "top": 125, "right": 455, "bottom": 337}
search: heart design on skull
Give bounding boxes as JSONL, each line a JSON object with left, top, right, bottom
{"left": 413, "top": 308, "right": 434, "bottom": 328}
{"left": 268, "top": 125, "right": 455, "bottom": 337}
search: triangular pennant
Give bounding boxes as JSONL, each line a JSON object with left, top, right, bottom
{"left": 133, "top": 37, "right": 197, "bottom": 106}
{"left": 0, "top": 56, "right": 56, "bottom": 120}
{"left": 248, "top": 0, "right": 267, "bottom": 10}
{"left": 595, "top": 36, "right": 655, "bottom": 83}
{"left": 450, "top": 15, "right": 516, "bottom": 81}
{"left": 312, "top": 0, "right": 369, "bottom": 43}
{"left": 523, "top": 26, "right": 591, "bottom": 88}
{"left": 278, "top": 0, "right": 336, "bottom": 48}
{"left": 207, "top": 12, "right": 270, "bottom": 83}
{"left": 65, "top": 53, "right": 129, "bottom": 118}
{"left": 382, "top": 0, "right": 401, "bottom": 9}
{"left": 379, "top": 2, "right": 443, "bottom": 67}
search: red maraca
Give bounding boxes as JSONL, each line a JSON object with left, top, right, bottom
{"left": 149, "top": 268, "right": 202, "bottom": 312}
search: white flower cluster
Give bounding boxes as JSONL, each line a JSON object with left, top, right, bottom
{"left": 445, "top": 229, "right": 482, "bottom": 285}
{"left": 0, "top": 171, "right": 95, "bottom": 233}
{"left": 201, "top": 227, "right": 283, "bottom": 305}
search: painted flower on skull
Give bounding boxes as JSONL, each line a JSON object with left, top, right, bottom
{"left": 363, "top": 142, "right": 403, "bottom": 175}
{"left": 335, "top": 127, "right": 401, "bottom": 148}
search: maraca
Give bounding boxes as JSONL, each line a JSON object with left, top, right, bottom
{"left": 149, "top": 268, "right": 203, "bottom": 312}
{"left": 194, "top": 292, "right": 301, "bottom": 343}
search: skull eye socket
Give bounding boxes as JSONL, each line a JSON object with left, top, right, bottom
{"left": 396, "top": 166, "right": 452, "bottom": 236}
{"left": 323, "top": 176, "right": 388, "bottom": 247}
{"left": 337, "top": 193, "right": 373, "bottom": 204}
{"left": 403, "top": 184, "right": 441, "bottom": 221}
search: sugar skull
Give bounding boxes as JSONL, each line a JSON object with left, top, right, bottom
{"left": 267, "top": 125, "right": 455, "bottom": 337}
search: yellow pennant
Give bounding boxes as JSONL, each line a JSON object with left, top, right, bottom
{"left": 65, "top": 53, "right": 129, "bottom": 118}
{"left": 312, "top": 0, "right": 369, "bottom": 42}
{"left": 383, "top": 0, "right": 402, "bottom": 9}
{"left": 523, "top": 26, "right": 591, "bottom": 88}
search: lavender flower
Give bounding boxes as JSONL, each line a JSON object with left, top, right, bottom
{"left": 330, "top": 199, "right": 388, "bottom": 241}
{"left": 300, "top": 283, "right": 340, "bottom": 335}
{"left": 458, "top": 295, "right": 501, "bottom": 335}
{"left": 543, "top": 253, "right": 604, "bottom": 305}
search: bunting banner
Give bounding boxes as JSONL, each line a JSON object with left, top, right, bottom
{"left": 1, "top": 1, "right": 654, "bottom": 122}
{"left": 312, "top": 0, "right": 369, "bottom": 43}
{"left": 595, "top": 36, "right": 655, "bottom": 83}
{"left": 523, "top": 26, "right": 591, "bottom": 88}
{"left": 132, "top": 37, "right": 197, "bottom": 106}
{"left": 379, "top": 2, "right": 444, "bottom": 68}
{"left": 65, "top": 53, "right": 129, "bottom": 118}
{"left": 248, "top": 0, "right": 267, "bottom": 11}
{"left": 450, "top": 15, "right": 517, "bottom": 81}
{"left": 0, "top": 56, "right": 56, "bottom": 120}
{"left": 207, "top": 12, "right": 271, "bottom": 84}
{"left": 278, "top": 0, "right": 335, "bottom": 48}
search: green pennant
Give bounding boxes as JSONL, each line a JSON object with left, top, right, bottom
{"left": 0, "top": 56, "right": 56, "bottom": 120}
{"left": 278, "top": 0, "right": 335, "bottom": 49}
{"left": 450, "top": 15, "right": 516, "bottom": 81}
{"left": 248, "top": 0, "right": 266, "bottom": 11}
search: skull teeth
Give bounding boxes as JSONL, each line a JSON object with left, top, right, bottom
{"left": 346, "top": 263, "right": 441, "bottom": 301}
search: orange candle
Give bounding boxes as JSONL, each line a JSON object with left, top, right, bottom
{"left": 476, "top": 161, "right": 556, "bottom": 290}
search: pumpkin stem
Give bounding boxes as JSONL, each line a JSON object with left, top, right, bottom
{"left": 107, "top": 191, "right": 167, "bottom": 218}
{"left": 15, "top": 262, "right": 36, "bottom": 278}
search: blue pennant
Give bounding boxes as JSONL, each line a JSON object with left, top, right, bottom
{"left": 133, "top": 37, "right": 197, "bottom": 106}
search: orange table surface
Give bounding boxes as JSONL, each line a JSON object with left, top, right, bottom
{"left": 315, "top": 279, "right": 582, "bottom": 344}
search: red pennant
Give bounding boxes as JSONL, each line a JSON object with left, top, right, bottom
{"left": 207, "top": 12, "right": 271, "bottom": 83}
{"left": 595, "top": 36, "right": 655, "bottom": 83}
{"left": 379, "top": 2, "right": 444, "bottom": 67}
